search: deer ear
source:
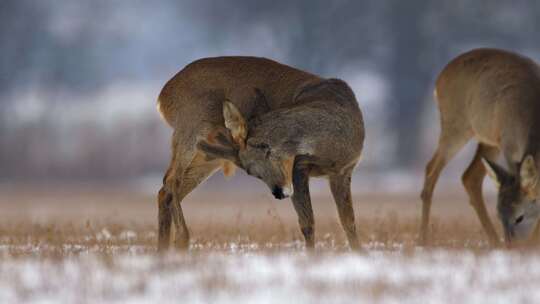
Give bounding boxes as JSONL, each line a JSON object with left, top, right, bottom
{"left": 482, "top": 158, "right": 508, "bottom": 188}
{"left": 520, "top": 155, "right": 538, "bottom": 197}
{"left": 223, "top": 101, "right": 247, "bottom": 148}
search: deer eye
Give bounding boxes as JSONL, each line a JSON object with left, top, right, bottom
{"left": 247, "top": 141, "right": 270, "bottom": 150}
{"left": 256, "top": 143, "right": 269, "bottom": 150}
{"left": 515, "top": 215, "right": 524, "bottom": 224}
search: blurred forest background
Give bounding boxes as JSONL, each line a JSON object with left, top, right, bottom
{"left": 2, "top": 0, "right": 540, "bottom": 184}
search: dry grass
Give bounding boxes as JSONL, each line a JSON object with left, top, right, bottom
{"left": 1, "top": 183, "right": 539, "bottom": 303}
{"left": 0, "top": 182, "right": 514, "bottom": 256}
{"left": 0, "top": 216, "right": 491, "bottom": 258}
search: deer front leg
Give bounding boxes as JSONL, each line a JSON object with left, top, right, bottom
{"left": 329, "top": 171, "right": 360, "bottom": 250}
{"left": 291, "top": 162, "right": 315, "bottom": 249}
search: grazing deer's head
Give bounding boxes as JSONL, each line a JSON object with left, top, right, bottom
{"left": 483, "top": 155, "right": 540, "bottom": 244}
{"left": 198, "top": 101, "right": 294, "bottom": 199}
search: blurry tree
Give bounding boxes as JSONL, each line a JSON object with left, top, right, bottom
{"left": 2, "top": 0, "right": 540, "bottom": 180}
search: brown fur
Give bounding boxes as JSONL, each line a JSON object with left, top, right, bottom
{"left": 157, "top": 56, "right": 364, "bottom": 250}
{"left": 420, "top": 48, "right": 540, "bottom": 246}
{"left": 221, "top": 161, "right": 236, "bottom": 177}
{"left": 205, "top": 130, "right": 237, "bottom": 177}
{"left": 282, "top": 156, "right": 295, "bottom": 189}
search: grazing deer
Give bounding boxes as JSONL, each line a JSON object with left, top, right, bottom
{"left": 420, "top": 48, "right": 540, "bottom": 245}
{"left": 157, "top": 57, "right": 365, "bottom": 251}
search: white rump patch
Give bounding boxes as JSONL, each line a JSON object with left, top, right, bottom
{"left": 156, "top": 98, "right": 166, "bottom": 122}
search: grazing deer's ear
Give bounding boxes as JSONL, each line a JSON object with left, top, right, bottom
{"left": 520, "top": 155, "right": 538, "bottom": 197}
{"left": 482, "top": 158, "right": 508, "bottom": 188}
{"left": 223, "top": 101, "right": 247, "bottom": 148}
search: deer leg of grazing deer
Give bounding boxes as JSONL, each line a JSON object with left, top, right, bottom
{"left": 531, "top": 222, "right": 540, "bottom": 246}
{"left": 462, "top": 144, "right": 501, "bottom": 245}
{"left": 291, "top": 159, "right": 315, "bottom": 248}
{"left": 329, "top": 169, "right": 360, "bottom": 250}
{"left": 420, "top": 134, "right": 470, "bottom": 244}
{"left": 157, "top": 183, "right": 173, "bottom": 251}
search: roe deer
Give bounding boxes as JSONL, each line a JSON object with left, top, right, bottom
{"left": 420, "top": 48, "right": 540, "bottom": 245}
{"left": 157, "top": 57, "right": 364, "bottom": 250}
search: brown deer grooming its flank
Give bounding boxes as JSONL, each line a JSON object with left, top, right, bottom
{"left": 157, "top": 57, "right": 365, "bottom": 251}
{"left": 420, "top": 48, "right": 540, "bottom": 246}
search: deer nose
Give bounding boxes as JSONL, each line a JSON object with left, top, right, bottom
{"left": 272, "top": 186, "right": 286, "bottom": 200}
{"left": 282, "top": 185, "right": 293, "bottom": 197}
{"left": 503, "top": 224, "right": 514, "bottom": 246}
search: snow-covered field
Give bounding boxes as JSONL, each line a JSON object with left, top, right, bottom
{"left": 1, "top": 246, "right": 540, "bottom": 304}
{"left": 1, "top": 186, "right": 539, "bottom": 303}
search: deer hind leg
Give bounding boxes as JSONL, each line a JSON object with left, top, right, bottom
{"left": 167, "top": 151, "right": 221, "bottom": 250}
{"left": 419, "top": 132, "right": 471, "bottom": 245}
{"left": 158, "top": 148, "right": 177, "bottom": 252}
{"left": 158, "top": 182, "right": 173, "bottom": 251}
{"left": 329, "top": 169, "right": 360, "bottom": 250}
{"left": 158, "top": 130, "right": 191, "bottom": 251}
{"left": 462, "top": 144, "right": 500, "bottom": 246}
{"left": 159, "top": 125, "right": 219, "bottom": 251}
